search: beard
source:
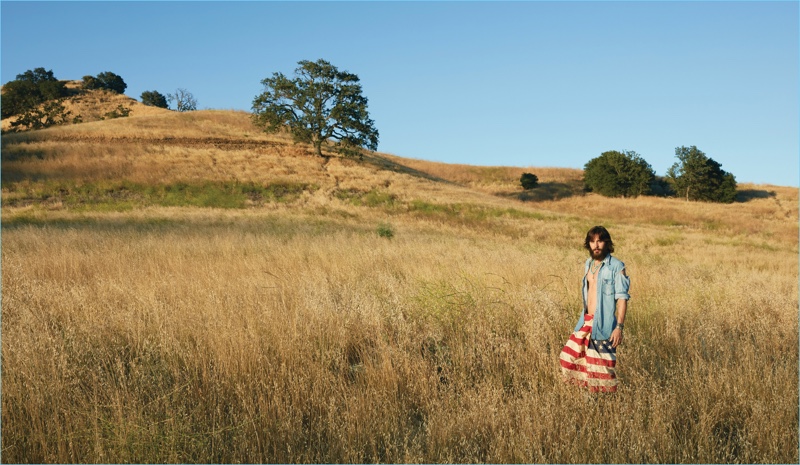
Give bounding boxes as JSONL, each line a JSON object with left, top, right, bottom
{"left": 590, "top": 247, "right": 608, "bottom": 260}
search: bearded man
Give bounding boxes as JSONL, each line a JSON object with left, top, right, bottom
{"left": 559, "top": 225, "right": 630, "bottom": 393}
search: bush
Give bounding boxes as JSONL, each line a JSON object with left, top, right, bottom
{"left": 520, "top": 173, "right": 539, "bottom": 190}
{"left": 376, "top": 222, "right": 395, "bottom": 239}
{"left": 81, "top": 75, "right": 100, "bottom": 90}
{"left": 82, "top": 72, "right": 127, "bottom": 94}
{"left": 584, "top": 150, "right": 655, "bottom": 198}
{"left": 103, "top": 105, "right": 131, "bottom": 119}
{"left": 140, "top": 90, "right": 168, "bottom": 108}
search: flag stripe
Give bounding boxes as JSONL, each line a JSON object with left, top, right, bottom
{"left": 559, "top": 314, "right": 618, "bottom": 392}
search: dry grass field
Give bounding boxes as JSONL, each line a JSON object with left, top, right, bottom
{"left": 2, "top": 109, "right": 798, "bottom": 463}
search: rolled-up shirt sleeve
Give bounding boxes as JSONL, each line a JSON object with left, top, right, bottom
{"left": 615, "top": 267, "right": 631, "bottom": 300}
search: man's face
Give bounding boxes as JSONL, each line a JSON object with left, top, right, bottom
{"left": 588, "top": 235, "right": 608, "bottom": 260}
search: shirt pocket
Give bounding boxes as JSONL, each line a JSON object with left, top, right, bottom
{"left": 602, "top": 278, "right": 615, "bottom": 295}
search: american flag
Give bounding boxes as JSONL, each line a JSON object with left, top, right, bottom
{"left": 560, "top": 314, "right": 618, "bottom": 393}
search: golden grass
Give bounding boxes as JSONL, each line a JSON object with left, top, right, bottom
{"left": 3, "top": 208, "right": 797, "bottom": 463}
{"left": 380, "top": 153, "right": 585, "bottom": 201}
{"left": 2, "top": 110, "right": 798, "bottom": 462}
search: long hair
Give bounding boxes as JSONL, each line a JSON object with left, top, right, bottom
{"left": 584, "top": 225, "right": 615, "bottom": 254}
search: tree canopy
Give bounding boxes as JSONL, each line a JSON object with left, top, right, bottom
{"left": 82, "top": 71, "right": 127, "bottom": 94}
{"left": 9, "top": 100, "right": 72, "bottom": 131}
{"left": 251, "top": 59, "right": 379, "bottom": 158}
{"left": 666, "top": 146, "right": 737, "bottom": 203}
{"left": 1, "top": 67, "right": 67, "bottom": 118}
{"left": 141, "top": 90, "right": 169, "bottom": 108}
{"left": 520, "top": 173, "right": 539, "bottom": 190}
{"left": 583, "top": 150, "right": 655, "bottom": 198}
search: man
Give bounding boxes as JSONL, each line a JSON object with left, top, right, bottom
{"left": 559, "top": 225, "right": 630, "bottom": 393}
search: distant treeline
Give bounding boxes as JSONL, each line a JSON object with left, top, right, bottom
{"left": 578, "top": 147, "right": 737, "bottom": 203}
{"left": 520, "top": 146, "right": 736, "bottom": 204}
{"left": 5, "top": 64, "right": 736, "bottom": 203}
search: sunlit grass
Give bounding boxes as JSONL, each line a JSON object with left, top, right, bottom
{"left": 2, "top": 179, "right": 317, "bottom": 210}
{"left": 2, "top": 209, "right": 797, "bottom": 463}
{"left": 2, "top": 109, "right": 798, "bottom": 463}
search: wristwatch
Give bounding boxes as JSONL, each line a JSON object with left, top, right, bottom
{"left": 616, "top": 323, "right": 624, "bottom": 330}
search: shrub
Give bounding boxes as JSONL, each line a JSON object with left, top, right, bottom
{"left": 584, "top": 150, "right": 655, "bottom": 198}
{"left": 103, "top": 105, "right": 131, "bottom": 119}
{"left": 376, "top": 222, "right": 395, "bottom": 239}
{"left": 140, "top": 90, "right": 168, "bottom": 108}
{"left": 81, "top": 75, "right": 100, "bottom": 90}
{"left": 83, "top": 72, "right": 127, "bottom": 94}
{"left": 520, "top": 173, "right": 539, "bottom": 190}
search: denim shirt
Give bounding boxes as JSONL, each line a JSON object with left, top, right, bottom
{"left": 573, "top": 254, "right": 631, "bottom": 340}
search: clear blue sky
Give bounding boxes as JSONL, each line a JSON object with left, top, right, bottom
{"left": 2, "top": 1, "right": 798, "bottom": 187}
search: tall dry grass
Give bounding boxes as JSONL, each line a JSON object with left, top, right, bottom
{"left": 2, "top": 109, "right": 798, "bottom": 462}
{"left": 2, "top": 205, "right": 797, "bottom": 463}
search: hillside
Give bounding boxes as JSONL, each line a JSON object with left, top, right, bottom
{"left": 0, "top": 80, "right": 172, "bottom": 132}
{"left": 2, "top": 109, "right": 797, "bottom": 247}
{"left": 2, "top": 109, "right": 798, "bottom": 463}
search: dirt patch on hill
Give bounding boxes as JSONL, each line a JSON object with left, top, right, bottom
{"left": 15, "top": 135, "right": 291, "bottom": 152}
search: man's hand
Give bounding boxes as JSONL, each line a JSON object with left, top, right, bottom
{"left": 610, "top": 327, "right": 624, "bottom": 348}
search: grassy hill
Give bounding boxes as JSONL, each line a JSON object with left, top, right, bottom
{"left": 2, "top": 109, "right": 796, "bottom": 243}
{"left": 1, "top": 80, "right": 172, "bottom": 132}
{"left": 2, "top": 109, "right": 798, "bottom": 463}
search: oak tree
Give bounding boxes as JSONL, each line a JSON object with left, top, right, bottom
{"left": 251, "top": 59, "right": 379, "bottom": 158}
